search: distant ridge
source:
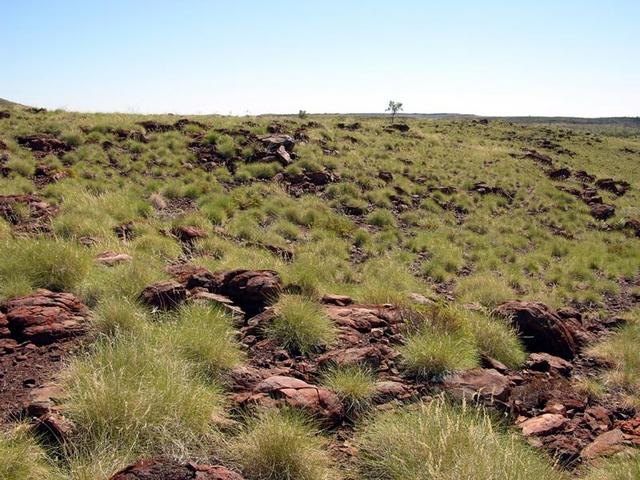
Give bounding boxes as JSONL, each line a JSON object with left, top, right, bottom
{"left": 0, "top": 97, "right": 26, "bottom": 109}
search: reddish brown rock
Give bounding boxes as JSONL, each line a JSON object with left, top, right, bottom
{"left": 581, "top": 429, "right": 639, "bottom": 459}
{"left": 547, "top": 167, "right": 571, "bottom": 180}
{"left": 520, "top": 413, "right": 569, "bottom": 436}
{"left": 240, "top": 375, "right": 343, "bottom": 425}
{"left": 172, "top": 225, "right": 207, "bottom": 243}
{"left": 493, "top": 301, "right": 580, "bottom": 359}
{"left": 321, "top": 294, "right": 354, "bottom": 306}
{"left": 0, "top": 194, "right": 58, "bottom": 233}
{"left": 590, "top": 203, "right": 615, "bottom": 220}
{"left": 443, "top": 368, "right": 511, "bottom": 403}
{"left": 139, "top": 281, "right": 188, "bottom": 310}
{"left": 96, "top": 251, "right": 133, "bottom": 266}
{"left": 595, "top": 178, "right": 630, "bottom": 196}
{"left": 1, "top": 290, "right": 90, "bottom": 345}
{"left": 110, "top": 457, "right": 244, "bottom": 480}
{"left": 16, "top": 134, "right": 73, "bottom": 157}
{"left": 218, "top": 270, "right": 283, "bottom": 314}
{"left": 525, "top": 353, "right": 573, "bottom": 375}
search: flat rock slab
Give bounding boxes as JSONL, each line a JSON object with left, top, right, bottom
{"left": 110, "top": 457, "right": 244, "bottom": 480}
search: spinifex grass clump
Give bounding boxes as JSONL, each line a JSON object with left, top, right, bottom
{"left": 267, "top": 294, "right": 336, "bottom": 354}
{"left": 0, "top": 429, "right": 63, "bottom": 480}
{"left": 0, "top": 238, "right": 92, "bottom": 300}
{"left": 322, "top": 364, "right": 377, "bottom": 415}
{"left": 355, "top": 399, "right": 567, "bottom": 480}
{"left": 62, "top": 334, "right": 224, "bottom": 459}
{"left": 165, "top": 303, "right": 245, "bottom": 378}
{"left": 229, "top": 409, "right": 337, "bottom": 480}
{"left": 587, "top": 316, "right": 640, "bottom": 409}
{"left": 400, "top": 329, "right": 479, "bottom": 378}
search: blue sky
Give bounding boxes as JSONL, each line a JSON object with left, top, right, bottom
{"left": 1, "top": 1, "right": 639, "bottom": 116}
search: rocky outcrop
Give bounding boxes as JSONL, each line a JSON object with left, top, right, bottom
{"left": 139, "top": 281, "right": 188, "bottom": 310}
{"left": 16, "top": 135, "right": 74, "bottom": 157}
{"left": 0, "top": 290, "right": 90, "bottom": 345}
{"left": 0, "top": 194, "right": 58, "bottom": 234}
{"left": 233, "top": 375, "right": 343, "bottom": 425}
{"left": 110, "top": 457, "right": 244, "bottom": 480}
{"left": 493, "top": 301, "right": 587, "bottom": 359}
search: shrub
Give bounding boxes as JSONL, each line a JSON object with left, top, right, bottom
{"left": 322, "top": 365, "right": 377, "bottom": 415}
{"left": 62, "top": 334, "right": 224, "bottom": 458}
{"left": 0, "top": 238, "right": 91, "bottom": 300}
{"left": 400, "top": 329, "right": 479, "bottom": 378}
{"left": 355, "top": 399, "right": 567, "bottom": 480}
{"left": 229, "top": 409, "right": 336, "bottom": 480}
{"left": 267, "top": 294, "right": 336, "bottom": 354}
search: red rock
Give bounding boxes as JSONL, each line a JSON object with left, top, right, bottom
{"left": 25, "top": 383, "right": 65, "bottom": 416}
{"left": 321, "top": 294, "right": 353, "bottom": 306}
{"left": 595, "top": 178, "right": 630, "bottom": 196}
{"left": 139, "top": 281, "right": 188, "bottom": 310}
{"left": 96, "top": 251, "right": 133, "bottom": 266}
{"left": 34, "top": 412, "right": 75, "bottom": 441}
{"left": 248, "top": 375, "right": 342, "bottom": 424}
{"left": 0, "top": 312, "right": 9, "bottom": 338}
{"left": 16, "top": 135, "right": 73, "bottom": 157}
{"left": 590, "top": 203, "right": 615, "bottom": 220}
{"left": 493, "top": 301, "right": 579, "bottom": 359}
{"left": 581, "top": 429, "right": 638, "bottom": 459}
{"left": 318, "top": 344, "right": 395, "bottom": 368}
{"left": 109, "top": 457, "right": 244, "bottom": 480}
{"left": 172, "top": 225, "right": 207, "bottom": 242}
{"left": 443, "top": 368, "right": 511, "bottom": 403}
{"left": 520, "top": 414, "right": 568, "bottom": 436}
{"left": 1, "top": 290, "right": 90, "bottom": 345}
{"left": 218, "top": 270, "right": 283, "bottom": 313}
{"left": 525, "top": 353, "right": 573, "bottom": 375}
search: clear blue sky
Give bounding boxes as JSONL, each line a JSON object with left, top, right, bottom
{"left": 1, "top": 0, "right": 639, "bottom": 116}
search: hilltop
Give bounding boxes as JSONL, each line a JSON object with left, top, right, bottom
{"left": 0, "top": 108, "right": 639, "bottom": 479}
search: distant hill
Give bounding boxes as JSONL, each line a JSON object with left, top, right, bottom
{"left": 0, "top": 97, "right": 26, "bottom": 109}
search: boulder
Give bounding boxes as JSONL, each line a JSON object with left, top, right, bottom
{"left": 493, "top": 301, "right": 579, "bottom": 359}
{"left": 443, "top": 368, "right": 511, "bottom": 403}
{"left": 139, "top": 281, "right": 188, "bottom": 310}
{"left": 1, "top": 290, "right": 89, "bottom": 345}
{"left": 218, "top": 270, "right": 283, "bottom": 314}
{"left": 590, "top": 203, "right": 615, "bottom": 220}
{"left": 110, "top": 457, "right": 244, "bottom": 480}
{"left": 525, "top": 353, "right": 573, "bottom": 375}
{"left": 243, "top": 375, "right": 343, "bottom": 424}
{"left": 581, "top": 429, "right": 639, "bottom": 460}
{"left": 519, "top": 414, "right": 568, "bottom": 436}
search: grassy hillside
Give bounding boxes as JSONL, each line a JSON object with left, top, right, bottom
{"left": 0, "top": 109, "right": 638, "bottom": 478}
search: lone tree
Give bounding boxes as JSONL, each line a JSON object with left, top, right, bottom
{"left": 385, "top": 100, "right": 403, "bottom": 122}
